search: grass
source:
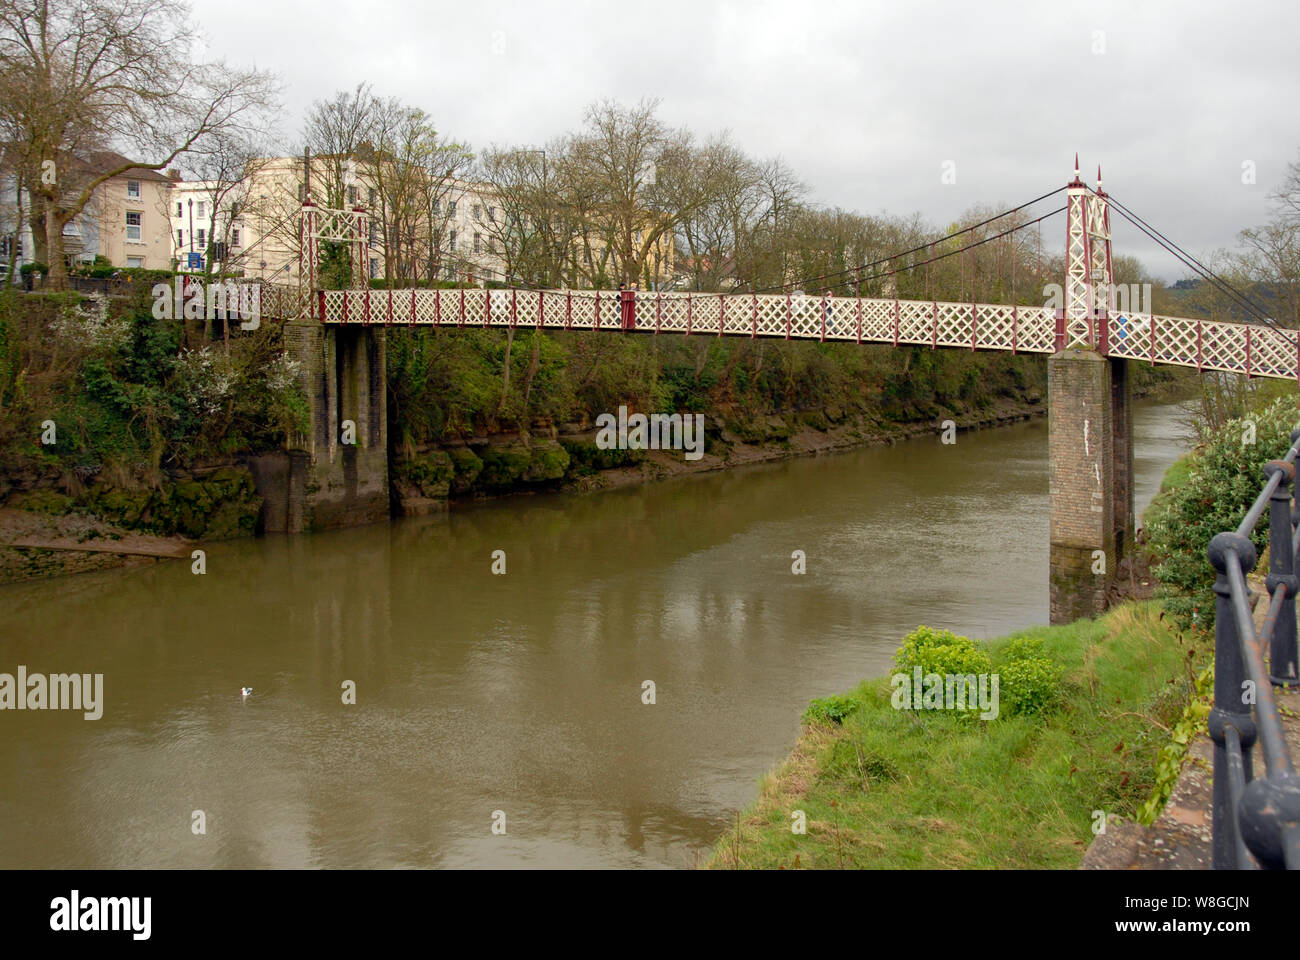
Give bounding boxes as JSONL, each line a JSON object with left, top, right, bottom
{"left": 707, "top": 602, "right": 1208, "bottom": 869}
{"left": 1157, "top": 453, "right": 1194, "bottom": 495}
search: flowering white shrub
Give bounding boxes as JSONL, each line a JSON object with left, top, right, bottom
{"left": 264, "top": 351, "right": 301, "bottom": 393}
{"left": 174, "top": 346, "right": 240, "bottom": 417}
{"left": 51, "top": 294, "right": 130, "bottom": 351}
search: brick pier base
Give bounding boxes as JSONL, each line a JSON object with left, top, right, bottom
{"left": 259, "top": 319, "right": 389, "bottom": 533}
{"left": 1048, "top": 349, "right": 1133, "bottom": 624}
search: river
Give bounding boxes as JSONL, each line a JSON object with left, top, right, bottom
{"left": 0, "top": 400, "right": 1193, "bottom": 868}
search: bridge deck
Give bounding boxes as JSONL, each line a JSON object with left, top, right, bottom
{"left": 302, "top": 287, "right": 1298, "bottom": 382}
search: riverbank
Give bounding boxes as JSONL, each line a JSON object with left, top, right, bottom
{"left": 706, "top": 427, "right": 1207, "bottom": 870}
{"left": 399, "top": 365, "right": 1193, "bottom": 510}
{"left": 705, "top": 602, "right": 1208, "bottom": 868}
{"left": 423, "top": 393, "right": 1050, "bottom": 509}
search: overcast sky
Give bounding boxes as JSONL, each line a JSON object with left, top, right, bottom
{"left": 196, "top": 0, "right": 1300, "bottom": 284}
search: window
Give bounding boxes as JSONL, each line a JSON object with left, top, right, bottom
{"left": 368, "top": 187, "right": 377, "bottom": 205}
{"left": 445, "top": 264, "right": 455, "bottom": 281}
{"left": 126, "top": 256, "right": 143, "bottom": 268}
{"left": 583, "top": 248, "right": 592, "bottom": 265}
{"left": 176, "top": 202, "right": 183, "bottom": 217}
{"left": 432, "top": 199, "right": 440, "bottom": 216}
{"left": 488, "top": 237, "right": 496, "bottom": 254}
{"left": 0, "top": 237, "right": 21, "bottom": 257}
{"left": 447, "top": 200, "right": 456, "bottom": 217}
{"left": 231, "top": 229, "right": 240, "bottom": 246}
{"left": 127, "top": 180, "right": 140, "bottom": 198}
{"left": 473, "top": 205, "right": 481, "bottom": 221}
{"left": 449, "top": 229, "right": 456, "bottom": 249}
{"left": 368, "top": 222, "right": 377, "bottom": 244}
{"left": 488, "top": 206, "right": 495, "bottom": 223}
{"left": 126, "top": 211, "right": 142, "bottom": 241}
{"left": 474, "top": 233, "right": 481, "bottom": 253}
{"left": 197, "top": 228, "right": 205, "bottom": 247}
{"left": 177, "top": 230, "right": 184, "bottom": 248}
{"left": 347, "top": 185, "right": 358, "bottom": 205}
{"left": 369, "top": 258, "right": 379, "bottom": 279}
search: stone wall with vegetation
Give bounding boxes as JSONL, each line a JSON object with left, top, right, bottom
{"left": 0, "top": 286, "right": 303, "bottom": 539}
{"left": 386, "top": 325, "right": 1181, "bottom": 504}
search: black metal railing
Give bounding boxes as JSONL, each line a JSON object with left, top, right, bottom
{"left": 1208, "top": 427, "right": 1300, "bottom": 868}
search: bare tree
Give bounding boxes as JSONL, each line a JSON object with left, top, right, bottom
{"left": 0, "top": 0, "right": 280, "bottom": 288}
{"left": 568, "top": 98, "right": 727, "bottom": 288}
{"left": 368, "top": 98, "right": 472, "bottom": 285}
{"left": 302, "top": 83, "right": 378, "bottom": 208}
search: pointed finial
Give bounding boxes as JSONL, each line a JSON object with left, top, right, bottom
{"left": 1097, "top": 164, "right": 1102, "bottom": 185}
{"left": 1075, "top": 153, "right": 1080, "bottom": 178}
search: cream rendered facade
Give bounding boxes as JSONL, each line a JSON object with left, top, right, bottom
{"left": 184, "top": 157, "right": 508, "bottom": 287}
{"left": 98, "top": 167, "right": 175, "bottom": 269}
{"left": 165, "top": 154, "right": 674, "bottom": 291}
{"left": 1, "top": 159, "right": 175, "bottom": 274}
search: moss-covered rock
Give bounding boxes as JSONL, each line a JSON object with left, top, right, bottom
{"left": 201, "top": 495, "right": 261, "bottom": 539}
{"left": 79, "top": 467, "right": 261, "bottom": 540}
{"left": 524, "top": 442, "right": 570, "bottom": 482}
{"left": 725, "top": 416, "right": 767, "bottom": 445}
{"left": 395, "top": 450, "right": 454, "bottom": 499}
{"left": 764, "top": 415, "right": 793, "bottom": 441}
{"left": 85, "top": 488, "right": 152, "bottom": 527}
{"left": 477, "top": 445, "right": 533, "bottom": 489}
{"left": 559, "top": 438, "right": 645, "bottom": 476}
{"left": 8, "top": 489, "right": 76, "bottom": 515}
{"left": 447, "top": 447, "right": 483, "bottom": 494}
{"left": 801, "top": 410, "right": 831, "bottom": 432}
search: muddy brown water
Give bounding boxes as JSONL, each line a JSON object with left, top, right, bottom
{"left": 0, "top": 400, "right": 1192, "bottom": 868}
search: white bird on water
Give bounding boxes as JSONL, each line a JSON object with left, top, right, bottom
{"left": 240, "top": 687, "right": 253, "bottom": 699}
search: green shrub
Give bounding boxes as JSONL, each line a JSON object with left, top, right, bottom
{"left": 893, "top": 625, "right": 992, "bottom": 678}
{"left": 803, "top": 693, "right": 861, "bottom": 725}
{"left": 999, "top": 634, "right": 1045, "bottom": 663}
{"left": 997, "top": 657, "right": 1063, "bottom": 717}
{"left": 1146, "top": 397, "right": 1300, "bottom": 627}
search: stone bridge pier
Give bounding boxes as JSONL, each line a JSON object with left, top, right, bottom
{"left": 1048, "top": 348, "right": 1134, "bottom": 624}
{"left": 267, "top": 318, "right": 388, "bottom": 533}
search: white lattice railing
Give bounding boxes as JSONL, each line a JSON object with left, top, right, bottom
{"left": 1106, "top": 311, "right": 1298, "bottom": 380}
{"left": 319, "top": 289, "right": 1058, "bottom": 354}
{"left": 315, "top": 288, "right": 1298, "bottom": 381}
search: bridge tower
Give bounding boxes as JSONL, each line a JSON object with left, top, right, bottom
{"left": 275, "top": 173, "right": 389, "bottom": 533}
{"left": 1048, "top": 159, "right": 1134, "bottom": 623}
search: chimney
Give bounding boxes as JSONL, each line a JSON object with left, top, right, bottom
{"left": 166, "top": 168, "right": 182, "bottom": 181}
